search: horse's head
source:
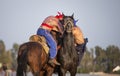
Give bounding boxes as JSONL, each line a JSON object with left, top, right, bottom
{"left": 60, "top": 14, "right": 74, "bottom": 33}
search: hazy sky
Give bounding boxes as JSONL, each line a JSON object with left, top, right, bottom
{"left": 0, "top": 0, "right": 120, "bottom": 50}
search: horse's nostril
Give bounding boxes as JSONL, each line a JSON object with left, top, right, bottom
{"left": 68, "top": 23, "right": 71, "bottom": 26}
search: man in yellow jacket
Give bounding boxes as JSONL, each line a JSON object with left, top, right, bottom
{"left": 72, "top": 26, "right": 85, "bottom": 45}
{"left": 72, "top": 24, "right": 88, "bottom": 65}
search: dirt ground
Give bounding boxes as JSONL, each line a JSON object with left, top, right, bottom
{"left": 98, "top": 73, "right": 120, "bottom": 76}
{"left": 90, "top": 72, "right": 120, "bottom": 76}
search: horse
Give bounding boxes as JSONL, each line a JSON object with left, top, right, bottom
{"left": 56, "top": 14, "right": 79, "bottom": 76}
{"left": 16, "top": 36, "right": 59, "bottom": 76}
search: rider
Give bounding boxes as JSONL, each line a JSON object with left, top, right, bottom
{"left": 72, "top": 23, "right": 85, "bottom": 46}
{"left": 72, "top": 24, "right": 87, "bottom": 66}
{"left": 37, "top": 16, "right": 61, "bottom": 65}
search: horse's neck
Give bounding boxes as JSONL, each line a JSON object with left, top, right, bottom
{"left": 63, "top": 33, "right": 75, "bottom": 52}
{"left": 64, "top": 33, "right": 74, "bottom": 44}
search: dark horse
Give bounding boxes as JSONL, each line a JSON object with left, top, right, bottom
{"left": 56, "top": 14, "right": 79, "bottom": 76}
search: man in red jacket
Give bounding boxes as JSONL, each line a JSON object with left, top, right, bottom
{"left": 37, "top": 16, "right": 61, "bottom": 65}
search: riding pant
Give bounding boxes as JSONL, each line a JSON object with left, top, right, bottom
{"left": 37, "top": 28, "right": 57, "bottom": 59}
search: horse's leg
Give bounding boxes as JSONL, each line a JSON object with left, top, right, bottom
{"left": 46, "top": 67, "right": 54, "bottom": 76}
{"left": 69, "top": 67, "right": 77, "bottom": 76}
{"left": 28, "top": 53, "right": 40, "bottom": 76}
{"left": 58, "top": 68, "right": 66, "bottom": 76}
{"left": 39, "top": 71, "right": 45, "bottom": 76}
{"left": 29, "top": 62, "right": 40, "bottom": 76}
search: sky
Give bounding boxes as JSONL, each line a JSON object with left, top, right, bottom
{"left": 0, "top": 0, "right": 120, "bottom": 50}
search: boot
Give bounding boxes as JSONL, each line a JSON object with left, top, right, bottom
{"left": 48, "top": 58, "right": 60, "bottom": 65}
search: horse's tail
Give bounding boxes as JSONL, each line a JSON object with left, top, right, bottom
{"left": 17, "top": 45, "right": 28, "bottom": 76}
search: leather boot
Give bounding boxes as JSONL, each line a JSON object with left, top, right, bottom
{"left": 48, "top": 58, "right": 60, "bottom": 65}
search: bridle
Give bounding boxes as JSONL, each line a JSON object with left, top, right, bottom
{"left": 63, "top": 19, "right": 74, "bottom": 33}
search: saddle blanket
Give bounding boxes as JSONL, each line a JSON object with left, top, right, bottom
{"left": 29, "top": 35, "right": 49, "bottom": 54}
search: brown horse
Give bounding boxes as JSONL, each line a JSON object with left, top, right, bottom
{"left": 17, "top": 28, "right": 62, "bottom": 76}
{"left": 17, "top": 41, "right": 55, "bottom": 76}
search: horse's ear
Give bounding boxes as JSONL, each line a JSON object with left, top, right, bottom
{"left": 71, "top": 13, "right": 74, "bottom": 18}
{"left": 62, "top": 13, "right": 65, "bottom": 17}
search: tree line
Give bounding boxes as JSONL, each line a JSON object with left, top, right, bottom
{"left": 78, "top": 45, "right": 120, "bottom": 74}
{"left": 0, "top": 40, "right": 120, "bottom": 74}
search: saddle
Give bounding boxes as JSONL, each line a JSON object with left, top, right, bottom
{"left": 29, "top": 35, "right": 49, "bottom": 54}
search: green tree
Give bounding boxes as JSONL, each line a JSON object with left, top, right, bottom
{"left": 11, "top": 43, "right": 19, "bottom": 69}
{"left": 78, "top": 48, "right": 93, "bottom": 73}
{"left": 0, "top": 40, "right": 5, "bottom": 54}
{"left": 90, "top": 48, "right": 95, "bottom": 72}
{"left": 105, "top": 45, "right": 120, "bottom": 73}
{"left": 0, "top": 40, "right": 6, "bottom": 62}
{"left": 94, "top": 46, "right": 107, "bottom": 72}
{"left": 0, "top": 40, "right": 13, "bottom": 68}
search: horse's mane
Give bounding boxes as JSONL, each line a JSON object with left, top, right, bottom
{"left": 63, "top": 32, "right": 76, "bottom": 56}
